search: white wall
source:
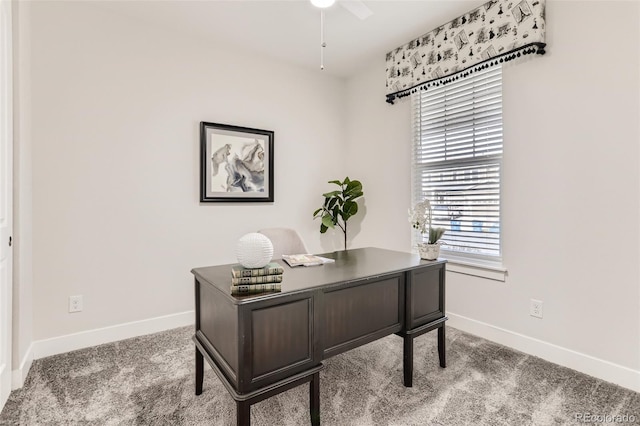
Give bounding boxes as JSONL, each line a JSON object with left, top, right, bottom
{"left": 344, "top": 64, "right": 412, "bottom": 253}
{"left": 346, "top": 1, "right": 640, "bottom": 388}
{"left": 28, "top": 1, "right": 346, "bottom": 340}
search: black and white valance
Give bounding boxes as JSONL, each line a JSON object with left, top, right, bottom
{"left": 386, "top": 0, "right": 546, "bottom": 104}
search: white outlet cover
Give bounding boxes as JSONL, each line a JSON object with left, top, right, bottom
{"left": 69, "top": 295, "right": 83, "bottom": 313}
{"left": 530, "top": 299, "right": 543, "bottom": 318}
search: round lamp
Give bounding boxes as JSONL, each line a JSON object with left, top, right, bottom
{"left": 235, "top": 233, "right": 274, "bottom": 269}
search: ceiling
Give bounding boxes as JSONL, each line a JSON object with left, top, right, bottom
{"left": 98, "top": 0, "right": 479, "bottom": 77}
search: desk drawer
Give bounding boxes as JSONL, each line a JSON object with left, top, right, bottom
{"left": 322, "top": 276, "right": 403, "bottom": 358}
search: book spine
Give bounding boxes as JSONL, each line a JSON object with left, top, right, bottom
{"left": 231, "top": 266, "right": 285, "bottom": 278}
{"left": 230, "top": 283, "right": 282, "bottom": 294}
{"left": 231, "top": 275, "right": 283, "bottom": 285}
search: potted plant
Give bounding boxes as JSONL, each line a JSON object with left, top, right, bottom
{"left": 409, "top": 199, "right": 446, "bottom": 260}
{"left": 313, "top": 177, "right": 364, "bottom": 251}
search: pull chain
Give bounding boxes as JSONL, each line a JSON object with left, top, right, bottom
{"left": 320, "top": 10, "right": 326, "bottom": 70}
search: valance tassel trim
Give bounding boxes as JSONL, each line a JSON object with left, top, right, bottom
{"left": 386, "top": 41, "right": 545, "bottom": 105}
{"left": 385, "top": 0, "right": 547, "bottom": 105}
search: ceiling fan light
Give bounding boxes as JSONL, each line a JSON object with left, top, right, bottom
{"left": 310, "top": 0, "right": 335, "bottom": 8}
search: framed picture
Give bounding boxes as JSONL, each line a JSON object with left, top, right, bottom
{"left": 200, "top": 122, "right": 274, "bottom": 202}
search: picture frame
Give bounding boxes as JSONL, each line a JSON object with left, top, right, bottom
{"left": 200, "top": 122, "right": 274, "bottom": 202}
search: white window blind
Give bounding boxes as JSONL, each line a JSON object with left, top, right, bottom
{"left": 411, "top": 65, "right": 503, "bottom": 259}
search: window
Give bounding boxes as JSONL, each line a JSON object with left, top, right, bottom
{"left": 411, "top": 65, "right": 503, "bottom": 262}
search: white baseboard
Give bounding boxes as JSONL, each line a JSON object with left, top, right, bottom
{"left": 33, "top": 310, "right": 195, "bottom": 361}
{"left": 11, "top": 343, "right": 34, "bottom": 390}
{"left": 447, "top": 312, "right": 640, "bottom": 393}
{"left": 15, "top": 310, "right": 640, "bottom": 394}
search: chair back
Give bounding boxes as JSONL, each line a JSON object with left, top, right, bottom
{"left": 257, "top": 228, "right": 308, "bottom": 259}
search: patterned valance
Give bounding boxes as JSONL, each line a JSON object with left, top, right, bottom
{"left": 386, "top": 0, "right": 546, "bottom": 104}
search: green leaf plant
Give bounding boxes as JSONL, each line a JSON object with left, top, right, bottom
{"left": 313, "top": 177, "right": 364, "bottom": 251}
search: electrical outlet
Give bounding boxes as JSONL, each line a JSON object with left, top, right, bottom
{"left": 530, "top": 299, "right": 543, "bottom": 319}
{"left": 69, "top": 295, "right": 83, "bottom": 313}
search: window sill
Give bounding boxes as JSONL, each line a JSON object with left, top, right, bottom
{"left": 443, "top": 256, "right": 508, "bottom": 282}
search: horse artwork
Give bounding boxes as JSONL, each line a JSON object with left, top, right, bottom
{"left": 200, "top": 122, "right": 274, "bottom": 202}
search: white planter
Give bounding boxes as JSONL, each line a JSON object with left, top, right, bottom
{"left": 418, "top": 243, "right": 440, "bottom": 261}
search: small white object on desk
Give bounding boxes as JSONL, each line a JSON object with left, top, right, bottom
{"left": 282, "top": 254, "right": 335, "bottom": 267}
{"left": 235, "top": 233, "right": 274, "bottom": 269}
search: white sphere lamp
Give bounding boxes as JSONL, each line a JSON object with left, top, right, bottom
{"left": 235, "top": 233, "right": 274, "bottom": 269}
{"left": 310, "top": 0, "right": 335, "bottom": 8}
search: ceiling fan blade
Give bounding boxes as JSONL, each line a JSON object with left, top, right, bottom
{"left": 339, "top": 0, "right": 373, "bottom": 20}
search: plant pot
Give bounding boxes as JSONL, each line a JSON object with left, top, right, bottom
{"left": 418, "top": 243, "right": 440, "bottom": 261}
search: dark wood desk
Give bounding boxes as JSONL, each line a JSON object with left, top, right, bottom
{"left": 192, "top": 247, "right": 447, "bottom": 426}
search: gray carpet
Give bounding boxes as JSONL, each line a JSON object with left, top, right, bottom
{"left": 1, "top": 326, "right": 638, "bottom": 425}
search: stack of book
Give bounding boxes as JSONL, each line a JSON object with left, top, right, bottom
{"left": 230, "top": 262, "right": 284, "bottom": 295}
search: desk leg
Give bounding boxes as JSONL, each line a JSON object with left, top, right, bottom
{"left": 310, "top": 372, "right": 320, "bottom": 426}
{"left": 403, "top": 335, "right": 413, "bottom": 387}
{"left": 237, "top": 401, "right": 251, "bottom": 426}
{"left": 195, "top": 348, "right": 204, "bottom": 395}
{"left": 438, "top": 325, "right": 446, "bottom": 368}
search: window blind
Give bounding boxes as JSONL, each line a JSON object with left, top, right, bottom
{"left": 412, "top": 65, "right": 502, "bottom": 258}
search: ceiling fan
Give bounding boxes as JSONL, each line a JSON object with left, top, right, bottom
{"left": 309, "top": 0, "right": 373, "bottom": 69}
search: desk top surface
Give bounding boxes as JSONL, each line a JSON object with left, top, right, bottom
{"left": 191, "top": 247, "right": 445, "bottom": 304}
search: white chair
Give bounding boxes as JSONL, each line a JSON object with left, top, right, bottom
{"left": 257, "top": 228, "right": 308, "bottom": 260}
